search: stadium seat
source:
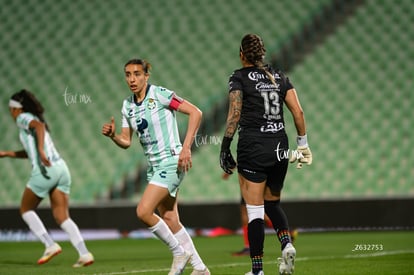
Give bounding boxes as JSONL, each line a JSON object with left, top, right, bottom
{"left": 0, "top": 0, "right": 412, "bottom": 205}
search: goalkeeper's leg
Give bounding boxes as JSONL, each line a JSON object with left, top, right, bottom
{"left": 238, "top": 172, "right": 266, "bottom": 275}
{"left": 264, "top": 199, "right": 296, "bottom": 274}
{"left": 246, "top": 204, "right": 265, "bottom": 275}
{"left": 264, "top": 199, "right": 292, "bottom": 249}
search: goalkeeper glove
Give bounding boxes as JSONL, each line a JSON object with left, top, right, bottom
{"left": 220, "top": 137, "right": 236, "bottom": 174}
{"left": 290, "top": 134, "right": 312, "bottom": 169}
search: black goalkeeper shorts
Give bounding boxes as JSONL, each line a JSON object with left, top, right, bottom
{"left": 237, "top": 134, "right": 289, "bottom": 192}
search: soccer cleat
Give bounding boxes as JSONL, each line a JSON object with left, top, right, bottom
{"left": 245, "top": 271, "right": 264, "bottom": 275}
{"left": 190, "top": 267, "right": 211, "bottom": 275}
{"left": 232, "top": 247, "right": 250, "bottom": 256}
{"left": 73, "top": 252, "right": 94, "bottom": 268}
{"left": 37, "top": 243, "right": 62, "bottom": 264}
{"left": 168, "top": 251, "right": 191, "bottom": 275}
{"left": 278, "top": 243, "right": 296, "bottom": 275}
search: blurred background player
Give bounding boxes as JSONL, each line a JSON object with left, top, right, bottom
{"left": 220, "top": 34, "right": 312, "bottom": 275}
{"left": 0, "top": 89, "right": 94, "bottom": 267}
{"left": 102, "top": 59, "right": 209, "bottom": 275}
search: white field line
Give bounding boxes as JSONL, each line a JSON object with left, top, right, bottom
{"left": 84, "top": 249, "right": 414, "bottom": 275}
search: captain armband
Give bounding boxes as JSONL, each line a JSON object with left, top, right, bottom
{"left": 169, "top": 94, "right": 184, "bottom": 111}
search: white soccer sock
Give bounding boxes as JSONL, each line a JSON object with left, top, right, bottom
{"left": 246, "top": 204, "right": 265, "bottom": 223}
{"left": 149, "top": 219, "right": 185, "bottom": 256}
{"left": 60, "top": 218, "right": 88, "bottom": 256}
{"left": 21, "top": 210, "right": 54, "bottom": 247}
{"left": 175, "top": 227, "right": 206, "bottom": 271}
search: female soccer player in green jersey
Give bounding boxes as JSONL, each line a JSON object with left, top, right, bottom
{"left": 102, "top": 59, "right": 210, "bottom": 275}
{"left": 0, "top": 89, "right": 94, "bottom": 267}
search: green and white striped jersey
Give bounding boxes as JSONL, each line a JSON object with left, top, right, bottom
{"left": 16, "top": 112, "right": 61, "bottom": 171}
{"left": 121, "top": 84, "right": 183, "bottom": 166}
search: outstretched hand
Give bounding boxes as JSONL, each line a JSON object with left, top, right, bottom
{"left": 102, "top": 117, "right": 116, "bottom": 138}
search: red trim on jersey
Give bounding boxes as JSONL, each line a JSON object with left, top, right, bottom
{"left": 169, "top": 96, "right": 183, "bottom": 110}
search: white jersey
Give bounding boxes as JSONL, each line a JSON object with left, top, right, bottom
{"left": 16, "top": 112, "right": 61, "bottom": 172}
{"left": 121, "top": 84, "right": 182, "bottom": 166}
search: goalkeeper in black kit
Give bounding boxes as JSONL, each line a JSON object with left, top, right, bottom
{"left": 220, "top": 33, "right": 312, "bottom": 275}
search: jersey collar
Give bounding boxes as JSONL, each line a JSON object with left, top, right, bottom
{"left": 134, "top": 84, "right": 151, "bottom": 106}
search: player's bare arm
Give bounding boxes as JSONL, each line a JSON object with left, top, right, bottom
{"left": 285, "top": 88, "right": 306, "bottom": 136}
{"left": 102, "top": 117, "right": 132, "bottom": 149}
{"left": 177, "top": 100, "right": 202, "bottom": 172}
{"left": 29, "top": 119, "right": 51, "bottom": 166}
{"left": 0, "top": 150, "right": 28, "bottom": 158}
{"left": 224, "top": 89, "right": 242, "bottom": 138}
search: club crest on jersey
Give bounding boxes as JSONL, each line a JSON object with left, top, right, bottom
{"left": 147, "top": 98, "right": 156, "bottom": 110}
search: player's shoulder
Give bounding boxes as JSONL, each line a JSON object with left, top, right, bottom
{"left": 266, "top": 65, "right": 287, "bottom": 80}
{"left": 230, "top": 67, "right": 245, "bottom": 76}
{"left": 152, "top": 84, "right": 173, "bottom": 94}
{"left": 228, "top": 68, "right": 246, "bottom": 85}
{"left": 16, "top": 112, "right": 37, "bottom": 128}
{"left": 151, "top": 84, "right": 175, "bottom": 102}
{"left": 123, "top": 94, "right": 134, "bottom": 103}
{"left": 16, "top": 112, "right": 36, "bottom": 122}
{"left": 17, "top": 112, "right": 35, "bottom": 119}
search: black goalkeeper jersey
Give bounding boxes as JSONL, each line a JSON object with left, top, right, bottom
{"left": 228, "top": 65, "right": 294, "bottom": 137}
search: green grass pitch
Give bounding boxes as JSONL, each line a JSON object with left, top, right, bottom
{"left": 1, "top": 231, "right": 413, "bottom": 275}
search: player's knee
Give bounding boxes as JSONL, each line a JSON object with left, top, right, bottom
{"left": 20, "top": 206, "right": 29, "bottom": 215}
{"left": 52, "top": 210, "right": 69, "bottom": 225}
{"left": 136, "top": 204, "right": 151, "bottom": 222}
{"left": 162, "top": 211, "right": 178, "bottom": 226}
{"left": 136, "top": 205, "right": 143, "bottom": 219}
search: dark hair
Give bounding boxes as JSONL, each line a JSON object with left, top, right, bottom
{"left": 11, "top": 89, "right": 49, "bottom": 131}
{"left": 240, "top": 34, "right": 266, "bottom": 67}
{"left": 124, "top": 58, "right": 151, "bottom": 73}
{"left": 240, "top": 33, "right": 276, "bottom": 85}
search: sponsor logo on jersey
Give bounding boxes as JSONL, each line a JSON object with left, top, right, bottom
{"left": 248, "top": 71, "right": 282, "bottom": 82}
{"left": 128, "top": 108, "right": 144, "bottom": 117}
{"left": 256, "top": 82, "right": 280, "bottom": 91}
{"left": 248, "top": 71, "right": 266, "bottom": 81}
{"left": 136, "top": 118, "right": 148, "bottom": 134}
{"left": 260, "top": 122, "right": 284, "bottom": 133}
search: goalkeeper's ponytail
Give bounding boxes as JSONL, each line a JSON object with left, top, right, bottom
{"left": 240, "top": 33, "right": 277, "bottom": 86}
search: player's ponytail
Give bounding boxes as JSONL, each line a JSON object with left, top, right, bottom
{"left": 240, "top": 34, "right": 277, "bottom": 86}
{"left": 11, "top": 89, "right": 50, "bottom": 131}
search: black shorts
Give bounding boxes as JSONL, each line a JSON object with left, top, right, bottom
{"left": 237, "top": 134, "right": 289, "bottom": 192}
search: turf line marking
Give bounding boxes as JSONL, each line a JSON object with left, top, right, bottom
{"left": 86, "top": 268, "right": 169, "bottom": 275}
{"left": 294, "top": 249, "right": 414, "bottom": 262}
{"left": 344, "top": 249, "right": 414, "bottom": 258}
{"left": 84, "top": 249, "right": 414, "bottom": 275}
